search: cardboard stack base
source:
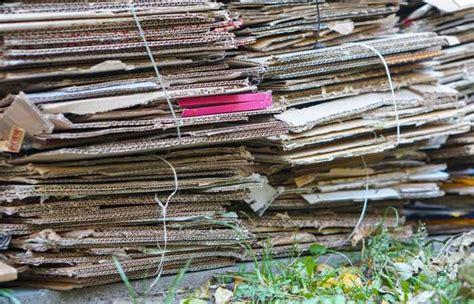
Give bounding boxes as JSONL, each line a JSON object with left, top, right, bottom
{"left": 0, "top": 147, "right": 266, "bottom": 289}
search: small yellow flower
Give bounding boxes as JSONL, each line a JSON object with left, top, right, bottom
{"left": 340, "top": 273, "right": 363, "bottom": 289}
{"left": 321, "top": 277, "right": 337, "bottom": 288}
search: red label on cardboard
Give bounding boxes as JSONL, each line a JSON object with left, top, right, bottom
{"left": 4, "top": 126, "right": 25, "bottom": 153}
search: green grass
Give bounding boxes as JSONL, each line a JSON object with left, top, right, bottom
{"left": 185, "top": 222, "right": 474, "bottom": 303}
{"left": 113, "top": 256, "right": 193, "bottom": 303}
{"left": 111, "top": 215, "right": 473, "bottom": 303}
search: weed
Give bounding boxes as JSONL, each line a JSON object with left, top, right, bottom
{"left": 186, "top": 221, "right": 473, "bottom": 303}
{"left": 113, "top": 256, "right": 192, "bottom": 303}
{"left": 111, "top": 215, "right": 473, "bottom": 303}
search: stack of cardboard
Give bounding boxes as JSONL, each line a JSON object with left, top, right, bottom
{"left": 405, "top": 129, "right": 474, "bottom": 235}
{"left": 0, "top": 92, "right": 285, "bottom": 158}
{"left": 0, "top": 0, "right": 288, "bottom": 157}
{"left": 236, "top": 32, "right": 473, "bottom": 250}
{"left": 0, "top": 141, "right": 287, "bottom": 282}
{"left": 0, "top": 0, "right": 288, "bottom": 289}
{"left": 404, "top": 1, "right": 474, "bottom": 102}
{"left": 399, "top": 1, "right": 474, "bottom": 236}
{"left": 218, "top": 3, "right": 473, "bottom": 253}
{"left": 0, "top": 1, "right": 259, "bottom": 95}
{"left": 226, "top": 0, "right": 399, "bottom": 57}
{"left": 0, "top": 116, "right": 287, "bottom": 289}
{"left": 1, "top": 0, "right": 473, "bottom": 291}
{"left": 250, "top": 84, "right": 471, "bottom": 167}
{"left": 242, "top": 115, "right": 470, "bottom": 254}
{"left": 239, "top": 33, "right": 447, "bottom": 109}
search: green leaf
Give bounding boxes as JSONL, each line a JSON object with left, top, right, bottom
{"left": 112, "top": 256, "right": 139, "bottom": 304}
{"left": 304, "top": 256, "right": 316, "bottom": 278}
{"left": 319, "top": 295, "right": 346, "bottom": 304}
{"left": 165, "top": 259, "right": 192, "bottom": 304}
{"left": 310, "top": 244, "right": 328, "bottom": 257}
{"left": 181, "top": 299, "right": 207, "bottom": 304}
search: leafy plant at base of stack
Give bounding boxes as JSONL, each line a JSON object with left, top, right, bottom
{"left": 185, "top": 221, "right": 473, "bottom": 303}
